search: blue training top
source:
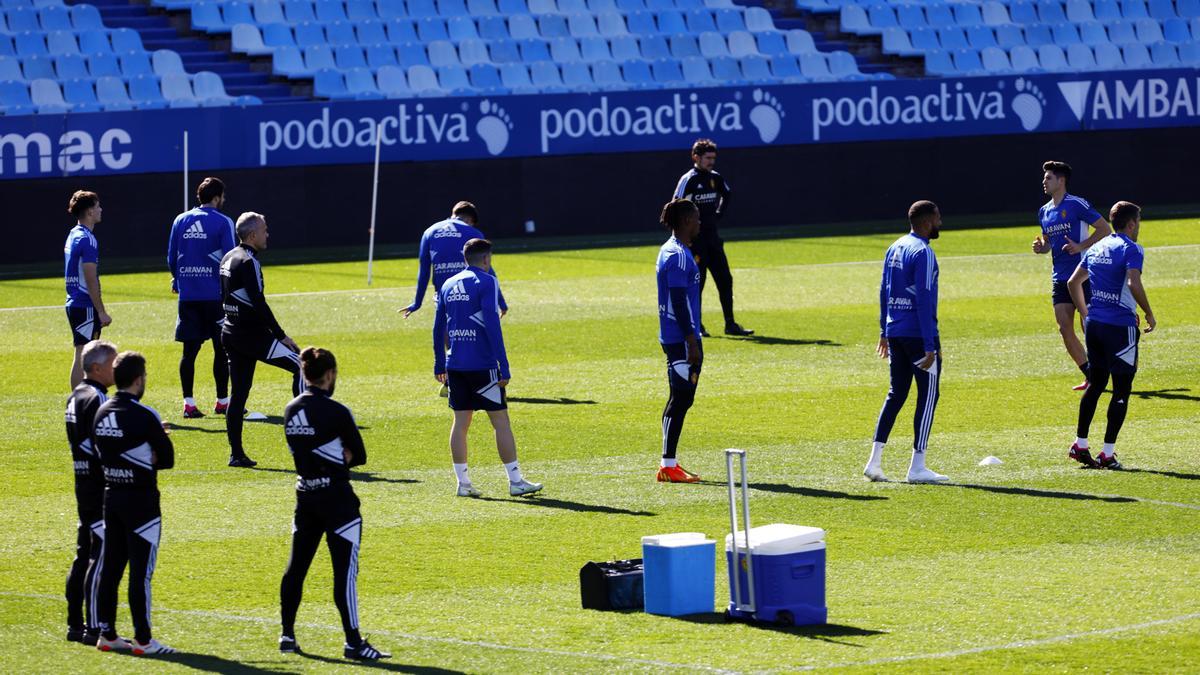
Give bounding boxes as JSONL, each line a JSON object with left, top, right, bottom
{"left": 409, "top": 218, "right": 507, "bottom": 313}
{"left": 433, "top": 266, "right": 510, "bottom": 378}
{"left": 879, "top": 232, "right": 939, "bottom": 352}
{"left": 656, "top": 236, "right": 701, "bottom": 344}
{"left": 64, "top": 224, "right": 99, "bottom": 308}
{"left": 1082, "top": 232, "right": 1144, "bottom": 328}
{"left": 1039, "top": 194, "right": 1103, "bottom": 282}
{"left": 168, "top": 206, "right": 237, "bottom": 301}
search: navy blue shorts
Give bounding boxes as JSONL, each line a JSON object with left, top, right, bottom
{"left": 1085, "top": 319, "right": 1139, "bottom": 375}
{"left": 1052, "top": 279, "right": 1090, "bottom": 306}
{"left": 66, "top": 306, "right": 101, "bottom": 346}
{"left": 175, "top": 300, "right": 224, "bottom": 342}
{"left": 447, "top": 369, "right": 507, "bottom": 412}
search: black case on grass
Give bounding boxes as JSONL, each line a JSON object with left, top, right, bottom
{"left": 580, "top": 559, "right": 644, "bottom": 610}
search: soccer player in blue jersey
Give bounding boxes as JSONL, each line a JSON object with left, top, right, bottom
{"left": 1032, "top": 161, "right": 1112, "bottom": 391}
{"left": 655, "top": 198, "right": 703, "bottom": 483}
{"left": 433, "top": 238, "right": 541, "bottom": 498}
{"left": 1066, "top": 202, "right": 1155, "bottom": 471}
{"left": 65, "top": 191, "right": 112, "bottom": 388}
{"left": 167, "top": 177, "right": 237, "bottom": 419}
{"left": 865, "top": 201, "right": 949, "bottom": 484}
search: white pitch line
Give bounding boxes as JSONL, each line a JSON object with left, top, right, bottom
{"left": 786, "top": 612, "right": 1200, "bottom": 672}
{"left": 0, "top": 591, "right": 740, "bottom": 674}
{"left": 4, "top": 244, "right": 1197, "bottom": 313}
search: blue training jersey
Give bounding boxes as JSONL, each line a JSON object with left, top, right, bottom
{"left": 880, "top": 232, "right": 939, "bottom": 351}
{"left": 168, "top": 206, "right": 236, "bottom": 301}
{"left": 64, "top": 224, "right": 99, "bottom": 308}
{"left": 433, "top": 267, "right": 510, "bottom": 378}
{"left": 1082, "top": 232, "right": 1144, "bottom": 328}
{"left": 656, "top": 236, "right": 701, "bottom": 344}
{"left": 1039, "top": 194, "right": 1103, "bottom": 282}
{"left": 410, "top": 218, "right": 506, "bottom": 313}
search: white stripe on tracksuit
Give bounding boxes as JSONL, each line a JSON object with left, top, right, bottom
{"left": 87, "top": 520, "right": 105, "bottom": 630}
{"left": 915, "top": 361, "right": 938, "bottom": 452}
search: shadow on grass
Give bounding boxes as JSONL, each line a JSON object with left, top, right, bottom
{"left": 507, "top": 396, "right": 598, "bottom": 405}
{"left": 297, "top": 651, "right": 465, "bottom": 673}
{"left": 1131, "top": 388, "right": 1200, "bottom": 402}
{"left": 696, "top": 481, "right": 887, "bottom": 501}
{"left": 672, "top": 613, "right": 886, "bottom": 646}
{"left": 476, "top": 495, "right": 655, "bottom": 516}
{"left": 714, "top": 335, "right": 841, "bottom": 347}
{"left": 350, "top": 471, "right": 421, "bottom": 485}
{"left": 246, "top": 415, "right": 285, "bottom": 426}
{"left": 1123, "top": 468, "right": 1200, "bottom": 481}
{"left": 163, "top": 423, "right": 225, "bottom": 434}
{"left": 940, "top": 483, "right": 1137, "bottom": 502}
{"left": 245, "top": 466, "right": 294, "bottom": 475}
{"left": 115, "top": 650, "right": 289, "bottom": 673}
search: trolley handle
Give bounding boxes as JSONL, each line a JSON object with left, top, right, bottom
{"left": 725, "top": 449, "right": 755, "bottom": 613}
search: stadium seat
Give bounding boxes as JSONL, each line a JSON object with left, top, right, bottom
{"left": 1037, "top": 1, "right": 1067, "bottom": 23}
{"left": 79, "top": 32, "right": 113, "bottom": 56}
{"left": 982, "top": 1, "right": 1010, "bottom": 25}
{"left": 326, "top": 21, "right": 358, "bottom": 46}
{"left": 15, "top": 32, "right": 48, "bottom": 58}
{"left": 509, "top": 14, "right": 539, "bottom": 40}
{"left": 995, "top": 25, "right": 1024, "bottom": 48}
{"left": 347, "top": 0, "right": 377, "bottom": 20}
{"left": 519, "top": 38, "right": 552, "bottom": 62}
{"left": 294, "top": 22, "right": 325, "bottom": 47}
{"left": 616, "top": 0, "right": 643, "bottom": 9}
{"left": 768, "top": 53, "right": 802, "bottom": 82}
{"left": 727, "top": 30, "right": 758, "bottom": 56}
{"left": 680, "top": 54, "right": 714, "bottom": 83}
{"left": 1121, "top": 0, "right": 1149, "bottom": 18}
{"left": 111, "top": 28, "right": 145, "bottom": 53}
{"left": 698, "top": 30, "right": 729, "bottom": 57}
{"left": 437, "top": 64, "right": 473, "bottom": 93}
{"left": 0, "top": 80, "right": 35, "bottom": 115}
{"left": 567, "top": 13, "right": 599, "bottom": 37}
{"left": 418, "top": 17, "right": 449, "bottom": 41}
{"left": 1180, "top": 41, "right": 1200, "bottom": 65}
{"left": 499, "top": 61, "right": 537, "bottom": 92}
{"left": 1094, "top": 0, "right": 1122, "bottom": 20}
{"left": 469, "top": 0, "right": 499, "bottom": 12}
{"left": 863, "top": 4, "right": 895, "bottom": 33}
{"left": 427, "top": 39, "right": 458, "bottom": 66}
{"left": 708, "top": 54, "right": 744, "bottom": 83}
{"left": 924, "top": 49, "right": 955, "bottom": 75}
{"left": 1162, "top": 18, "right": 1191, "bottom": 42}
{"left": 478, "top": 15, "right": 508, "bottom": 39}
{"left": 223, "top": 2, "right": 256, "bottom": 29}
{"left": 950, "top": 48, "right": 982, "bottom": 74}
{"left": 950, "top": 4, "right": 980, "bottom": 26}
{"left": 38, "top": 5, "right": 71, "bottom": 30}
{"left": 713, "top": 7, "right": 745, "bottom": 32}
{"left": 152, "top": 49, "right": 185, "bottom": 76}
{"left": 669, "top": 33, "right": 700, "bottom": 57}
{"left": 304, "top": 44, "right": 337, "bottom": 70}
{"left": 548, "top": 35, "right": 582, "bottom": 62}
{"left": 95, "top": 75, "right": 134, "bottom": 110}
{"left": 120, "top": 52, "right": 154, "bottom": 77}
{"left": 272, "top": 45, "right": 307, "bottom": 76}
{"left": 336, "top": 45, "right": 369, "bottom": 69}
{"left": 938, "top": 27, "right": 969, "bottom": 50}
{"left": 46, "top": 30, "right": 79, "bottom": 57}
{"left": 641, "top": 34, "right": 671, "bottom": 58}
{"left": 1107, "top": 20, "right": 1138, "bottom": 44}
{"left": 356, "top": 20, "right": 388, "bottom": 44}
{"left": 439, "top": 0, "right": 469, "bottom": 15}
{"left": 403, "top": 64, "right": 441, "bottom": 93}
{"left": 735, "top": 53, "right": 768, "bottom": 82}
{"left": 1150, "top": 41, "right": 1179, "bottom": 64}
{"left": 561, "top": 60, "right": 592, "bottom": 88}
{"left": 409, "top": 0, "right": 439, "bottom": 17}
{"left": 827, "top": 50, "right": 862, "bottom": 78}
{"left": 658, "top": 9, "right": 687, "bottom": 33}
{"left": 596, "top": 12, "right": 628, "bottom": 36}
{"left": 897, "top": 4, "right": 925, "bottom": 29}
{"left": 30, "top": 77, "right": 69, "bottom": 113}
{"left": 1078, "top": 22, "right": 1108, "bottom": 46}
{"left": 580, "top": 35, "right": 611, "bottom": 59}
{"left": 620, "top": 58, "right": 655, "bottom": 87}
{"left": 195, "top": 70, "right": 242, "bottom": 105}
{"left": 161, "top": 72, "right": 200, "bottom": 107}
{"left": 468, "top": 62, "right": 506, "bottom": 92}
{"left": 497, "top": 0, "right": 528, "bottom": 13}
{"left": 366, "top": 44, "right": 399, "bottom": 68}
{"left": 529, "top": 0, "right": 555, "bottom": 11}
{"left": 377, "top": 0, "right": 407, "bottom": 18}
{"left": 1122, "top": 42, "right": 1151, "bottom": 66}
{"left": 375, "top": 64, "right": 411, "bottom": 96}
{"left": 23, "top": 54, "right": 55, "bottom": 80}
{"left": 881, "top": 26, "right": 918, "bottom": 55}
{"left": 1037, "top": 43, "right": 1069, "bottom": 70}
{"left": 456, "top": 38, "right": 489, "bottom": 65}
{"left": 1094, "top": 41, "right": 1123, "bottom": 67}
{"left": 6, "top": 7, "right": 39, "bottom": 32}
{"left": 910, "top": 27, "right": 940, "bottom": 51}
{"left": 0, "top": 55, "right": 21, "bottom": 81}
{"left": 744, "top": 6, "right": 773, "bottom": 32}
{"left": 446, "top": 16, "right": 477, "bottom": 40}
{"left": 1051, "top": 23, "right": 1080, "bottom": 46}
{"left": 313, "top": 68, "right": 349, "bottom": 99}
{"left": 387, "top": 19, "right": 419, "bottom": 42}
{"left": 232, "top": 24, "right": 272, "bottom": 56}
{"left": 786, "top": 29, "right": 816, "bottom": 54}
{"left": 967, "top": 26, "right": 997, "bottom": 49}
{"left": 530, "top": 61, "right": 566, "bottom": 90}
{"left": 1024, "top": 25, "right": 1053, "bottom": 47}
{"left": 125, "top": 73, "right": 166, "bottom": 108}
{"left": 1067, "top": 42, "right": 1096, "bottom": 68}
{"left": 55, "top": 54, "right": 89, "bottom": 81}
{"left": 755, "top": 30, "right": 787, "bottom": 55}
{"left": 590, "top": 60, "right": 624, "bottom": 89}
{"left": 1009, "top": 1, "right": 1038, "bottom": 24}
{"left": 1134, "top": 17, "right": 1164, "bottom": 42}
{"left": 254, "top": 0, "right": 286, "bottom": 23}
{"left": 800, "top": 52, "right": 834, "bottom": 79}
{"left": 587, "top": 0, "right": 617, "bottom": 10}
{"left": 262, "top": 23, "right": 296, "bottom": 48}
{"left": 1009, "top": 44, "right": 1040, "bottom": 71}
{"left": 1181, "top": 0, "right": 1200, "bottom": 17}
{"left": 392, "top": 41, "right": 426, "bottom": 66}
{"left": 686, "top": 7, "right": 716, "bottom": 32}
{"left": 282, "top": 0, "right": 315, "bottom": 23}
{"left": 489, "top": 39, "right": 521, "bottom": 63}
{"left": 981, "top": 45, "right": 1010, "bottom": 71}
{"left": 625, "top": 10, "right": 657, "bottom": 35}
{"left": 61, "top": 77, "right": 102, "bottom": 111}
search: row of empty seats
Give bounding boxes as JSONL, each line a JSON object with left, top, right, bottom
{"left": 0, "top": 4, "right": 104, "bottom": 32}
{"left": 881, "top": 18, "right": 1200, "bottom": 54}
{"left": 842, "top": 0, "right": 1200, "bottom": 33}
{"left": 0, "top": 0, "right": 65, "bottom": 8}
{"left": 922, "top": 40, "right": 1200, "bottom": 73}
{"left": 0, "top": 49, "right": 198, "bottom": 82}
{"left": 0, "top": 28, "right": 147, "bottom": 58}
{"left": 0, "top": 72, "right": 260, "bottom": 114}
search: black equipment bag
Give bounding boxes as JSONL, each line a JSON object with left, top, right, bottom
{"left": 579, "top": 559, "right": 644, "bottom": 610}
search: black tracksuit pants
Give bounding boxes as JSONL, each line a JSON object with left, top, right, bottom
{"left": 96, "top": 489, "right": 162, "bottom": 644}
{"left": 693, "top": 234, "right": 735, "bottom": 325}
{"left": 280, "top": 488, "right": 363, "bottom": 645}
{"left": 221, "top": 331, "right": 301, "bottom": 457}
{"left": 65, "top": 485, "right": 104, "bottom": 632}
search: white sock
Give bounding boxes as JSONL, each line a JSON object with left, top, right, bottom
{"left": 1100, "top": 443, "right": 1115, "bottom": 459}
{"left": 504, "top": 460, "right": 523, "bottom": 483}
{"left": 453, "top": 463, "right": 470, "bottom": 485}
{"left": 908, "top": 448, "right": 926, "bottom": 473}
{"left": 661, "top": 457, "right": 677, "bottom": 468}
{"left": 1075, "top": 437, "right": 1089, "bottom": 449}
{"left": 217, "top": 397, "right": 230, "bottom": 405}
{"left": 184, "top": 397, "right": 196, "bottom": 407}
{"left": 868, "top": 441, "right": 884, "bottom": 466}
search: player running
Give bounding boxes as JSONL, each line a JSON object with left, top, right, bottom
{"left": 655, "top": 199, "right": 704, "bottom": 483}
{"left": 433, "top": 238, "right": 542, "bottom": 498}
{"left": 1032, "top": 161, "right": 1112, "bottom": 391}
{"left": 279, "top": 347, "right": 390, "bottom": 661}
{"left": 167, "top": 177, "right": 236, "bottom": 419}
{"left": 672, "top": 139, "right": 752, "bottom": 338}
{"left": 64, "top": 191, "right": 111, "bottom": 388}
{"left": 865, "top": 201, "right": 949, "bottom": 484}
{"left": 220, "top": 212, "right": 302, "bottom": 468}
{"left": 92, "top": 352, "right": 176, "bottom": 655}
{"left": 1066, "top": 202, "right": 1155, "bottom": 471}
{"left": 63, "top": 339, "right": 116, "bottom": 646}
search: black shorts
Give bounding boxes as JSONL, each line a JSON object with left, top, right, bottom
{"left": 222, "top": 330, "right": 300, "bottom": 365}
{"left": 1085, "top": 319, "right": 1140, "bottom": 375}
{"left": 175, "top": 300, "right": 224, "bottom": 342}
{"left": 1052, "top": 279, "right": 1091, "bottom": 306}
{"left": 662, "top": 341, "right": 703, "bottom": 389}
{"left": 66, "top": 306, "right": 101, "bottom": 346}
{"left": 447, "top": 369, "right": 507, "bottom": 412}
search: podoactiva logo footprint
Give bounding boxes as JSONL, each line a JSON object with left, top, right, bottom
{"left": 1010, "top": 78, "right": 1048, "bottom": 131}
{"left": 474, "top": 100, "right": 513, "bottom": 156}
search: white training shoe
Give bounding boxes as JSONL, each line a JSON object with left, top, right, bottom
{"left": 906, "top": 468, "right": 950, "bottom": 484}
{"left": 95, "top": 635, "right": 132, "bottom": 652}
{"left": 456, "top": 482, "right": 481, "bottom": 498}
{"left": 863, "top": 464, "right": 889, "bottom": 482}
{"left": 132, "top": 639, "right": 177, "bottom": 655}
{"left": 509, "top": 479, "right": 543, "bottom": 497}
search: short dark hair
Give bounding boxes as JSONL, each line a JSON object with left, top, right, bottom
{"left": 197, "top": 177, "right": 225, "bottom": 204}
{"left": 908, "top": 200, "right": 939, "bottom": 227}
{"left": 691, "top": 138, "right": 717, "bottom": 157}
{"left": 660, "top": 198, "right": 698, "bottom": 231}
{"left": 1109, "top": 201, "right": 1141, "bottom": 231}
{"left": 452, "top": 201, "right": 478, "bottom": 223}
{"left": 463, "top": 238, "right": 493, "bottom": 265}
{"left": 113, "top": 351, "right": 146, "bottom": 389}
{"left": 1043, "top": 161, "right": 1072, "bottom": 184}
{"left": 300, "top": 346, "right": 337, "bottom": 382}
{"left": 68, "top": 191, "right": 99, "bottom": 219}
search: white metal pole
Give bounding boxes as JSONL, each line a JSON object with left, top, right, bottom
{"left": 182, "top": 130, "right": 189, "bottom": 212}
{"left": 366, "top": 122, "right": 382, "bottom": 286}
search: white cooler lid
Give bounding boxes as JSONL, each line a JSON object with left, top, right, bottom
{"left": 642, "top": 532, "right": 714, "bottom": 548}
{"left": 724, "top": 524, "right": 825, "bottom": 554}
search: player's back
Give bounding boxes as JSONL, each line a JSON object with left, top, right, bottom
{"left": 94, "top": 392, "right": 173, "bottom": 490}
{"left": 439, "top": 268, "right": 504, "bottom": 371}
{"left": 424, "top": 218, "right": 484, "bottom": 290}
{"left": 882, "top": 233, "right": 938, "bottom": 338}
{"left": 284, "top": 389, "right": 360, "bottom": 494}
{"left": 170, "top": 206, "right": 235, "bottom": 301}
{"left": 1083, "top": 233, "right": 1143, "bottom": 327}
{"left": 64, "top": 225, "right": 98, "bottom": 307}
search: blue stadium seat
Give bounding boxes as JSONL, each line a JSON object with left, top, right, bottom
{"left": 551, "top": 35, "right": 583, "bottom": 61}
{"left": 357, "top": 20, "right": 388, "bottom": 44}
{"left": 304, "top": 44, "right": 337, "bottom": 70}
{"left": 123, "top": 73, "right": 162, "bottom": 108}
{"left": 669, "top": 33, "right": 699, "bottom": 57}
{"left": 923, "top": 49, "right": 954, "bottom": 74}
{"left": 520, "top": 37, "right": 552, "bottom": 61}
{"left": 1066, "top": 0, "right": 1094, "bottom": 21}
{"left": 376, "top": 64, "right": 413, "bottom": 96}
{"left": 684, "top": 8, "right": 715, "bottom": 33}
{"left": 366, "top": 43, "right": 398, "bottom": 67}
{"left": 15, "top": 32, "right": 48, "bottom": 58}
{"left": 743, "top": 6, "right": 773, "bottom": 31}
{"left": 1120, "top": 0, "right": 1149, "bottom": 18}
{"left": 864, "top": 4, "right": 895, "bottom": 32}
{"left": 967, "top": 26, "right": 997, "bottom": 48}
{"left": 755, "top": 30, "right": 787, "bottom": 55}
{"left": 0, "top": 55, "right": 25, "bottom": 81}
{"left": 152, "top": 49, "right": 185, "bottom": 76}
{"left": 426, "top": 39, "right": 457, "bottom": 66}
{"left": 443, "top": 15, "right": 475, "bottom": 40}
{"left": 499, "top": 61, "right": 537, "bottom": 92}
{"left": 387, "top": 19, "right": 419, "bottom": 42}
{"left": 738, "top": 54, "right": 770, "bottom": 82}
{"left": 1067, "top": 42, "right": 1096, "bottom": 68}
{"left": 561, "top": 60, "right": 591, "bottom": 88}
{"left": 1135, "top": 17, "right": 1163, "bottom": 41}
{"left": 1051, "top": 23, "right": 1080, "bottom": 45}
{"left": 489, "top": 38, "right": 521, "bottom": 62}
{"left": 418, "top": 17, "right": 448, "bottom": 41}
{"left": 509, "top": 14, "right": 539, "bottom": 40}
{"left": 727, "top": 30, "right": 757, "bottom": 56}
{"left": 23, "top": 54, "right": 55, "bottom": 80}
{"left": 31, "top": 77, "right": 70, "bottom": 112}
{"left": 497, "top": 0, "right": 528, "bottom": 12}
{"left": 273, "top": 45, "right": 307, "bottom": 75}
{"left": 1162, "top": 18, "right": 1190, "bottom": 41}
{"left": 590, "top": 59, "right": 624, "bottom": 89}
{"left": 1147, "top": 0, "right": 1175, "bottom": 17}
{"left": 436, "top": 64, "right": 472, "bottom": 93}
{"left": 1078, "top": 22, "right": 1107, "bottom": 45}
{"left": 0, "top": 80, "right": 36, "bottom": 115}
{"left": 55, "top": 54, "right": 90, "bottom": 81}
{"left": 327, "top": 21, "right": 359, "bottom": 46}
{"left": 800, "top": 51, "right": 834, "bottom": 79}
{"left": 1009, "top": 44, "right": 1039, "bottom": 70}
{"left": 294, "top": 22, "right": 325, "bottom": 47}
{"left": 950, "top": 4, "right": 980, "bottom": 26}
{"left": 336, "top": 45, "right": 369, "bottom": 68}
{"left": 658, "top": 9, "right": 688, "bottom": 33}
{"left": 314, "top": 68, "right": 349, "bottom": 99}
{"left": 47, "top": 31, "right": 80, "bottom": 56}
{"left": 457, "top": 38, "right": 489, "bottom": 65}
{"left": 566, "top": 12, "right": 598, "bottom": 37}
{"left": 937, "top": 27, "right": 968, "bottom": 50}
{"left": 224, "top": 2, "right": 257, "bottom": 29}
{"left": 786, "top": 29, "right": 815, "bottom": 53}
{"left": 254, "top": 0, "right": 286, "bottom": 23}
{"left": 981, "top": 1, "right": 1010, "bottom": 25}
{"left": 881, "top": 26, "right": 917, "bottom": 55}
{"left": 95, "top": 76, "right": 134, "bottom": 110}
{"left": 828, "top": 49, "right": 862, "bottom": 78}
{"left": 39, "top": 5, "right": 71, "bottom": 30}
{"left": 587, "top": 0, "right": 616, "bottom": 10}
{"left": 1037, "top": 43, "right": 1068, "bottom": 69}
{"left": 1094, "top": 0, "right": 1122, "bottom": 20}
{"left": 314, "top": 0, "right": 346, "bottom": 22}
{"left": 896, "top": 4, "right": 925, "bottom": 29}
{"left": 707, "top": 54, "right": 744, "bottom": 83}
{"left": 468, "top": 62, "right": 506, "bottom": 92}
{"left": 769, "top": 53, "right": 802, "bottom": 82}
{"left": 111, "top": 28, "right": 145, "bottom": 53}
{"left": 995, "top": 24, "right": 1024, "bottom": 48}
{"left": 1037, "top": 1, "right": 1067, "bottom": 23}
{"left": 120, "top": 52, "right": 154, "bottom": 77}
{"left": 951, "top": 48, "right": 984, "bottom": 74}
{"left": 528, "top": 0, "right": 555, "bottom": 11}
{"left": 1122, "top": 42, "right": 1151, "bottom": 65}
{"left": 646, "top": 0, "right": 671, "bottom": 9}
{"left": 1181, "top": 0, "right": 1200, "bottom": 17}
{"left": 283, "top": 0, "right": 315, "bottom": 23}
{"left": 189, "top": 2, "right": 222, "bottom": 31}
{"left": 377, "top": 0, "right": 407, "bottom": 18}
{"left": 626, "top": 10, "right": 657, "bottom": 34}
{"left": 88, "top": 54, "right": 123, "bottom": 78}
{"left": 195, "top": 70, "right": 241, "bottom": 104}
{"left": 232, "top": 24, "right": 272, "bottom": 56}
{"left": 1107, "top": 20, "right": 1137, "bottom": 44}
{"left": 910, "top": 27, "right": 940, "bottom": 51}
{"left": 409, "top": 0, "right": 439, "bottom": 18}
{"left": 6, "top": 7, "right": 39, "bottom": 32}
{"left": 713, "top": 7, "right": 745, "bottom": 31}
{"left": 680, "top": 54, "right": 714, "bottom": 82}
{"left": 538, "top": 14, "right": 568, "bottom": 38}
{"left": 468, "top": 0, "right": 498, "bottom": 11}
{"left": 1024, "top": 24, "right": 1052, "bottom": 47}
{"left": 342, "top": 67, "right": 383, "bottom": 98}
{"left": 79, "top": 31, "right": 112, "bottom": 56}
{"left": 438, "top": 0, "right": 468, "bottom": 16}
{"left": 698, "top": 30, "right": 728, "bottom": 57}
{"left": 616, "top": 0, "right": 643, "bottom": 9}
{"left": 478, "top": 15, "right": 508, "bottom": 39}
{"left": 675, "top": 0, "right": 702, "bottom": 8}
{"left": 396, "top": 41, "right": 429, "bottom": 65}
{"left": 406, "top": 64, "right": 444, "bottom": 94}
{"left": 641, "top": 34, "right": 670, "bottom": 58}
{"left": 610, "top": 34, "right": 640, "bottom": 59}
{"left": 1008, "top": 1, "right": 1038, "bottom": 24}
{"left": 1180, "top": 41, "right": 1200, "bottom": 64}
{"left": 1094, "top": 41, "right": 1123, "bottom": 66}
{"left": 347, "top": 0, "right": 377, "bottom": 20}
{"left": 980, "top": 45, "right": 1010, "bottom": 71}
{"left": 580, "top": 35, "right": 611, "bottom": 59}
{"left": 621, "top": 58, "right": 658, "bottom": 87}
{"left": 531, "top": 61, "right": 566, "bottom": 90}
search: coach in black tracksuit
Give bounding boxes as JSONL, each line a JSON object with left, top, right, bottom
{"left": 278, "top": 347, "right": 388, "bottom": 661}
{"left": 672, "top": 138, "right": 752, "bottom": 337}
{"left": 64, "top": 339, "right": 116, "bottom": 645}
{"left": 93, "top": 352, "right": 174, "bottom": 651}
{"left": 220, "top": 212, "right": 301, "bottom": 468}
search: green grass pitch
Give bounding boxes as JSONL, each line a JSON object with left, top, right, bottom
{"left": 1, "top": 218, "right": 1198, "bottom": 673}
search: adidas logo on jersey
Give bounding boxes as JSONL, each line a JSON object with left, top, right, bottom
{"left": 182, "top": 221, "right": 207, "bottom": 239}
{"left": 285, "top": 410, "right": 316, "bottom": 436}
{"left": 445, "top": 280, "right": 469, "bottom": 302}
{"left": 95, "top": 413, "right": 123, "bottom": 437}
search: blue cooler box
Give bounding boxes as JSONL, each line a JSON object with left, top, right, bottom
{"left": 725, "top": 524, "right": 827, "bottom": 626}
{"left": 641, "top": 532, "right": 715, "bottom": 616}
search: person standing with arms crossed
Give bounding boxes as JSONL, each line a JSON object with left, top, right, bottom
{"left": 167, "top": 177, "right": 237, "bottom": 419}
{"left": 64, "top": 191, "right": 112, "bottom": 388}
